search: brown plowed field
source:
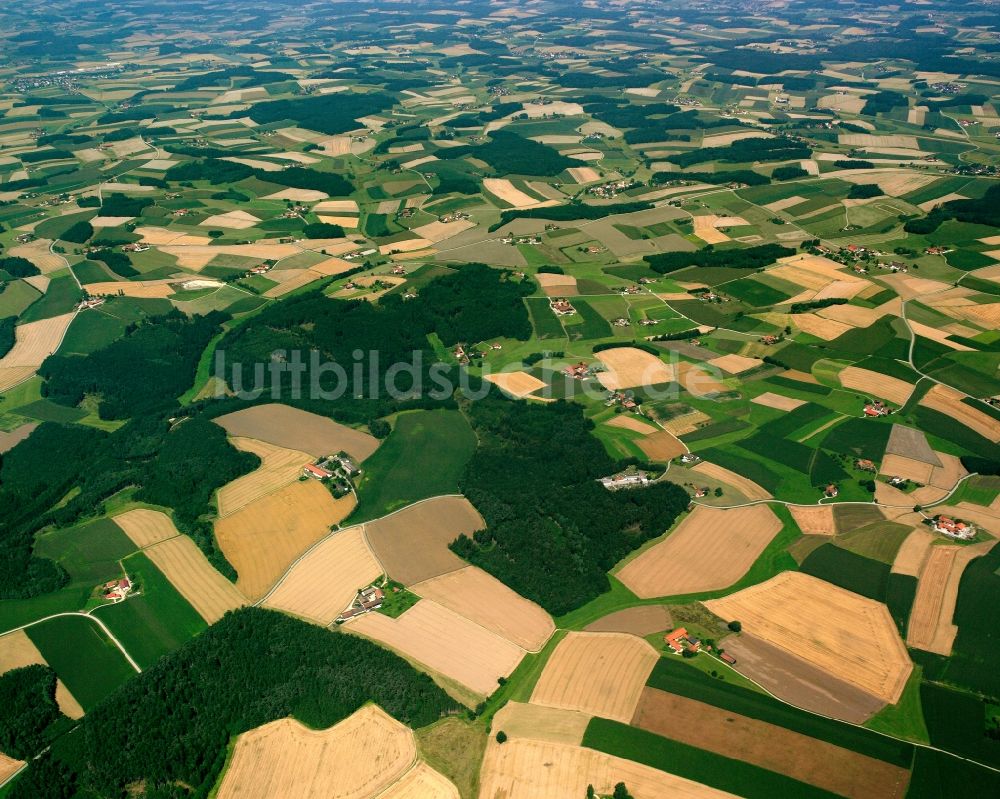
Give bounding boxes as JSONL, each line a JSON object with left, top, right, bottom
{"left": 705, "top": 572, "right": 912, "bottom": 704}
{"left": 215, "top": 480, "right": 355, "bottom": 601}
{"left": 112, "top": 509, "right": 179, "bottom": 548}
{"left": 906, "top": 540, "right": 997, "bottom": 656}
{"left": 412, "top": 566, "right": 554, "bottom": 651}
{"left": 364, "top": 496, "right": 484, "bottom": 586}
{"left": 263, "top": 527, "right": 383, "bottom": 625}
{"left": 213, "top": 403, "right": 379, "bottom": 460}
{"left": 530, "top": 632, "right": 657, "bottom": 722}
{"left": 144, "top": 536, "right": 247, "bottom": 624}
{"left": 633, "top": 688, "right": 908, "bottom": 799}
{"left": 216, "top": 706, "right": 415, "bottom": 799}
{"left": 719, "top": 632, "right": 887, "bottom": 723}
{"left": 584, "top": 605, "right": 673, "bottom": 637}
{"left": 477, "top": 738, "right": 737, "bottom": 799}
{"left": 617, "top": 505, "right": 782, "bottom": 598}
{"left": 348, "top": 599, "right": 523, "bottom": 697}
{"left": 215, "top": 438, "right": 313, "bottom": 517}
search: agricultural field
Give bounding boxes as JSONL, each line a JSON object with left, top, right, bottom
{"left": 1, "top": 0, "right": 999, "bottom": 795}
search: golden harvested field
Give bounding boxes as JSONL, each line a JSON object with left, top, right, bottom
{"left": 0, "top": 312, "right": 75, "bottom": 392}
{"left": 8, "top": 239, "right": 66, "bottom": 272}
{"left": 677, "top": 362, "right": 728, "bottom": 396}
{"left": 705, "top": 572, "right": 912, "bottom": 704}
{"left": 794, "top": 313, "right": 853, "bottom": 340}
{"left": 820, "top": 298, "right": 902, "bottom": 327}
{"left": 837, "top": 169, "right": 938, "bottom": 197}
{"left": 617, "top": 505, "right": 782, "bottom": 598}
{"left": 483, "top": 179, "right": 551, "bottom": 209}
{"left": 920, "top": 384, "right": 1000, "bottom": 443}
{"left": 691, "top": 460, "right": 771, "bottom": 500}
{"left": 637, "top": 430, "right": 686, "bottom": 461}
{"left": 0, "top": 630, "right": 84, "bottom": 719}
{"left": 478, "top": 738, "right": 736, "bottom": 799}
{"left": 365, "top": 496, "right": 485, "bottom": 585}
{"left": 568, "top": 166, "right": 600, "bottom": 183}
{"left": 112, "top": 508, "right": 178, "bottom": 548}
{"left": 707, "top": 353, "right": 762, "bottom": 374}
{"left": 200, "top": 210, "right": 261, "bottom": 229}
{"left": 348, "top": 599, "right": 524, "bottom": 697}
{"left": 145, "top": 535, "right": 247, "bottom": 624}
{"left": 381, "top": 762, "right": 459, "bottom": 799}
{"left": 838, "top": 134, "right": 919, "bottom": 149}
{"left": 596, "top": 347, "right": 675, "bottom": 390}
{"left": 906, "top": 540, "right": 996, "bottom": 656}
{"left": 491, "top": 701, "right": 590, "bottom": 746}
{"left": 633, "top": 688, "right": 909, "bottom": 799}
{"left": 213, "top": 403, "right": 379, "bottom": 460}
{"left": 215, "top": 480, "right": 355, "bottom": 601}
{"left": 839, "top": 366, "right": 915, "bottom": 406}
{"left": 412, "top": 566, "right": 554, "bottom": 652}
{"left": 891, "top": 528, "right": 936, "bottom": 576}
{"left": 881, "top": 454, "right": 935, "bottom": 484}
{"left": 411, "top": 219, "right": 477, "bottom": 242}
{"left": 262, "top": 526, "right": 382, "bottom": 625}
{"left": 0, "top": 629, "right": 47, "bottom": 674}
{"left": 216, "top": 438, "right": 312, "bottom": 517}
{"left": 216, "top": 706, "right": 415, "bottom": 799}
{"left": 752, "top": 392, "right": 805, "bottom": 412}
{"left": 661, "top": 410, "right": 711, "bottom": 436}
{"left": 484, "top": 371, "right": 549, "bottom": 400}
{"left": 788, "top": 505, "right": 836, "bottom": 535}
{"left": 0, "top": 752, "right": 23, "bottom": 786}
{"left": 530, "top": 632, "right": 657, "bottom": 722}
{"left": 604, "top": 415, "right": 658, "bottom": 435}
{"left": 692, "top": 215, "right": 731, "bottom": 245}
{"left": 85, "top": 280, "right": 175, "bottom": 298}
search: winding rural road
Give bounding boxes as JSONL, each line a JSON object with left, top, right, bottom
{"left": 0, "top": 610, "right": 142, "bottom": 674}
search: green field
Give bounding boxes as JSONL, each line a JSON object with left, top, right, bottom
{"left": 583, "top": 718, "right": 842, "bottom": 799}
{"left": 25, "top": 615, "right": 137, "bottom": 710}
{"left": 95, "top": 553, "right": 207, "bottom": 669}
{"left": 351, "top": 408, "right": 477, "bottom": 521}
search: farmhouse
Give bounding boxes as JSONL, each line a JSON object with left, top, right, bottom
{"left": 664, "top": 627, "right": 701, "bottom": 655}
{"left": 562, "top": 362, "right": 591, "bottom": 380}
{"left": 550, "top": 298, "right": 576, "bottom": 316}
{"left": 336, "top": 583, "right": 386, "bottom": 622}
{"left": 679, "top": 453, "right": 701, "bottom": 465}
{"left": 824, "top": 484, "right": 839, "bottom": 498}
{"left": 77, "top": 297, "right": 106, "bottom": 311}
{"left": 303, "top": 463, "right": 334, "bottom": 480}
{"left": 856, "top": 458, "right": 877, "bottom": 472}
{"left": 102, "top": 576, "right": 133, "bottom": 602}
{"left": 932, "top": 515, "right": 976, "bottom": 540}
{"left": 864, "top": 400, "right": 892, "bottom": 417}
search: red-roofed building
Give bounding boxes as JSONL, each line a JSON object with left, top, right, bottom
{"left": 303, "top": 463, "right": 334, "bottom": 480}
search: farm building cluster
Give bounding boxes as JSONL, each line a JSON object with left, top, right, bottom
{"left": 931, "top": 515, "right": 976, "bottom": 541}
{"left": 336, "top": 583, "right": 386, "bottom": 623}
{"left": 302, "top": 452, "right": 360, "bottom": 497}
